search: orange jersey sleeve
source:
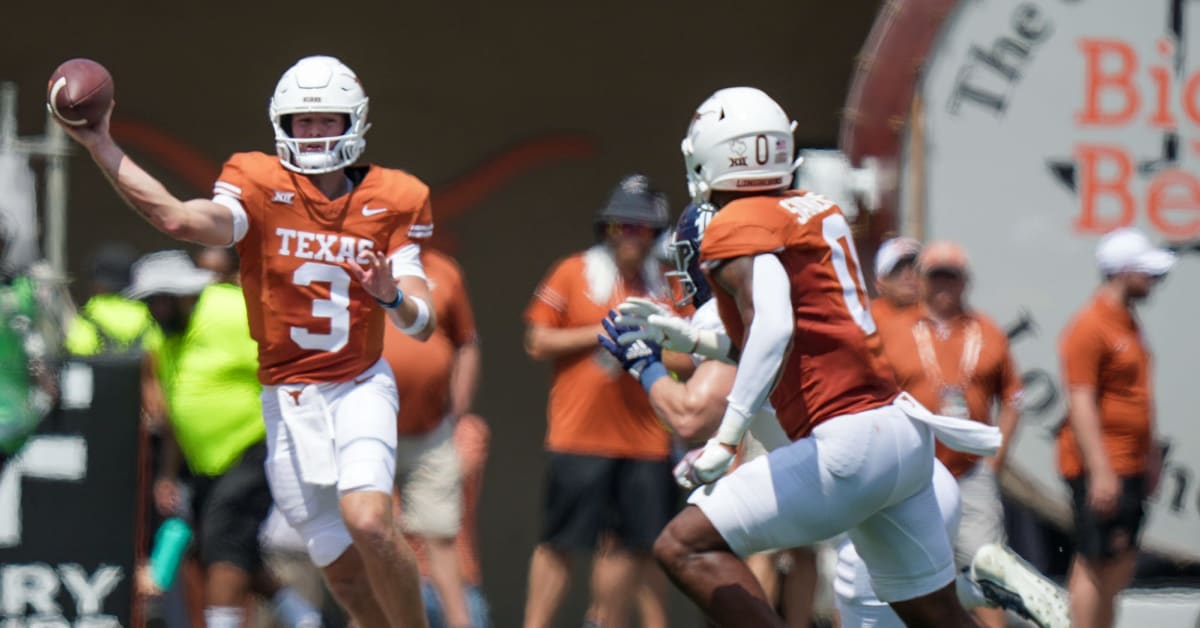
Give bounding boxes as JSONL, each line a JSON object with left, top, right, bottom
{"left": 221, "top": 152, "right": 435, "bottom": 384}
{"left": 525, "top": 256, "right": 578, "bottom": 329}
{"left": 700, "top": 192, "right": 897, "bottom": 439}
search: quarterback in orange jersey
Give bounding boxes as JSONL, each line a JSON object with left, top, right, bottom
{"left": 56, "top": 56, "right": 434, "bottom": 628}
{"left": 642, "top": 88, "right": 1002, "bottom": 628}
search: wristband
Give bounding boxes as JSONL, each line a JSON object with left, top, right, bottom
{"left": 638, "top": 361, "right": 670, "bottom": 393}
{"left": 376, "top": 290, "right": 404, "bottom": 309}
{"left": 714, "top": 402, "right": 752, "bottom": 447}
{"left": 398, "top": 296, "right": 431, "bottom": 336}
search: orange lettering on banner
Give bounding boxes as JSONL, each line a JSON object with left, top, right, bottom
{"left": 1185, "top": 72, "right": 1200, "bottom": 125}
{"left": 1074, "top": 144, "right": 1135, "bottom": 232}
{"left": 1076, "top": 39, "right": 1140, "bottom": 126}
{"left": 1147, "top": 170, "right": 1200, "bottom": 239}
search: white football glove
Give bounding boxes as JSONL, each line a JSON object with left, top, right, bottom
{"left": 673, "top": 438, "right": 737, "bottom": 490}
{"left": 614, "top": 297, "right": 732, "bottom": 361}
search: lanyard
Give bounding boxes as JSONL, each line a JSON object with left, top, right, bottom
{"left": 912, "top": 317, "right": 982, "bottom": 389}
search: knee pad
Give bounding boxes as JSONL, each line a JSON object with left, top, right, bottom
{"left": 337, "top": 439, "right": 395, "bottom": 494}
{"left": 296, "top": 515, "right": 353, "bottom": 568}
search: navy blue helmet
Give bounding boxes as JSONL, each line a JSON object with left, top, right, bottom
{"left": 666, "top": 203, "right": 715, "bottom": 308}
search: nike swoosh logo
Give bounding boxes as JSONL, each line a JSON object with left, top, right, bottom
{"left": 362, "top": 205, "right": 388, "bottom": 217}
{"left": 354, "top": 376, "right": 372, "bottom": 386}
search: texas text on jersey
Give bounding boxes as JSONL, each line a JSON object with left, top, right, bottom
{"left": 699, "top": 189, "right": 897, "bottom": 439}
{"left": 213, "top": 151, "right": 434, "bottom": 384}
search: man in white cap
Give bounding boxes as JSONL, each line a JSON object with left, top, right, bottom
{"left": 1058, "top": 227, "right": 1173, "bottom": 628}
{"left": 872, "top": 236, "right": 923, "bottom": 335}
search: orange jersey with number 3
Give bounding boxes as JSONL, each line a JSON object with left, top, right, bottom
{"left": 215, "top": 152, "right": 434, "bottom": 385}
{"left": 700, "top": 191, "right": 897, "bottom": 439}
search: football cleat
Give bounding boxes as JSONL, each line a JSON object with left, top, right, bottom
{"left": 971, "top": 543, "right": 1070, "bottom": 628}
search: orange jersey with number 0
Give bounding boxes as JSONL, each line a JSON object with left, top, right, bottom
{"left": 700, "top": 191, "right": 897, "bottom": 439}
{"left": 215, "top": 152, "right": 434, "bottom": 385}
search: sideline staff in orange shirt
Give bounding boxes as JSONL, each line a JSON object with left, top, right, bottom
{"left": 876, "top": 241, "right": 1021, "bottom": 628}
{"left": 1059, "top": 227, "right": 1172, "bottom": 628}
{"left": 522, "top": 175, "right": 676, "bottom": 628}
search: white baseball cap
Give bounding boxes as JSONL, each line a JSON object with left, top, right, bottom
{"left": 124, "top": 250, "right": 216, "bottom": 299}
{"left": 1096, "top": 228, "right": 1175, "bottom": 277}
{"left": 875, "top": 237, "right": 921, "bottom": 277}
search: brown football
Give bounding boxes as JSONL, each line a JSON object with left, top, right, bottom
{"left": 47, "top": 58, "right": 114, "bottom": 127}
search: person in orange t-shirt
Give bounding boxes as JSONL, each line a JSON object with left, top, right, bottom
{"left": 384, "top": 249, "right": 481, "bottom": 628}
{"left": 871, "top": 236, "right": 923, "bottom": 336}
{"left": 522, "top": 174, "right": 676, "bottom": 628}
{"left": 57, "top": 55, "right": 437, "bottom": 628}
{"left": 1059, "top": 228, "right": 1172, "bottom": 628}
{"left": 879, "top": 241, "right": 1022, "bottom": 628}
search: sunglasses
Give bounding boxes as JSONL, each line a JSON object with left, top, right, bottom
{"left": 607, "top": 222, "right": 656, "bottom": 238}
{"left": 925, "top": 268, "right": 965, "bottom": 281}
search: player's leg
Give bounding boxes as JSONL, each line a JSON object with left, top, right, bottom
{"left": 822, "top": 406, "right": 971, "bottom": 626}
{"left": 398, "top": 419, "right": 470, "bottom": 628}
{"left": 661, "top": 405, "right": 924, "bottom": 625}
{"left": 261, "top": 387, "right": 388, "bottom": 626}
{"left": 655, "top": 505, "right": 781, "bottom": 627}
{"left": 330, "top": 364, "right": 427, "bottom": 628}
{"left": 523, "top": 453, "right": 609, "bottom": 628}
{"left": 321, "top": 544, "right": 392, "bottom": 627}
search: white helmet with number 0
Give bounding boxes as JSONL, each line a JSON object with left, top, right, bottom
{"left": 269, "top": 55, "right": 371, "bottom": 175}
{"left": 681, "top": 87, "right": 802, "bottom": 206}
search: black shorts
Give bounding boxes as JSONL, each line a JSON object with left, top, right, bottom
{"left": 1067, "top": 474, "right": 1147, "bottom": 561}
{"left": 189, "top": 441, "right": 273, "bottom": 572}
{"left": 540, "top": 452, "right": 677, "bottom": 553}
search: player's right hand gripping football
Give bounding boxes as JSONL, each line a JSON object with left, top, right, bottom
{"left": 55, "top": 99, "right": 115, "bottom": 150}
{"left": 673, "top": 439, "right": 736, "bottom": 490}
{"left": 614, "top": 297, "right": 702, "bottom": 353}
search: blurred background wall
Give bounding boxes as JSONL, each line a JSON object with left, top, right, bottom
{"left": 0, "top": 1, "right": 880, "bottom": 623}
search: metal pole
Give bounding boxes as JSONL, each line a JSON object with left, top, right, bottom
{"left": 43, "top": 117, "right": 69, "bottom": 275}
{"left": 0, "top": 83, "right": 16, "bottom": 150}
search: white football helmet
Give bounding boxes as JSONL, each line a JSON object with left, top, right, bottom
{"left": 681, "top": 87, "right": 802, "bottom": 206}
{"left": 269, "top": 56, "right": 370, "bottom": 175}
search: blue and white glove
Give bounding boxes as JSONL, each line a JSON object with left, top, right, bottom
{"left": 615, "top": 297, "right": 733, "bottom": 362}
{"left": 598, "top": 311, "right": 669, "bottom": 391}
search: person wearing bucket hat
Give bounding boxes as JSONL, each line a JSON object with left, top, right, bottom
{"left": 1059, "top": 227, "right": 1173, "bottom": 628}
{"left": 522, "top": 174, "right": 678, "bottom": 628}
{"left": 135, "top": 250, "right": 322, "bottom": 628}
